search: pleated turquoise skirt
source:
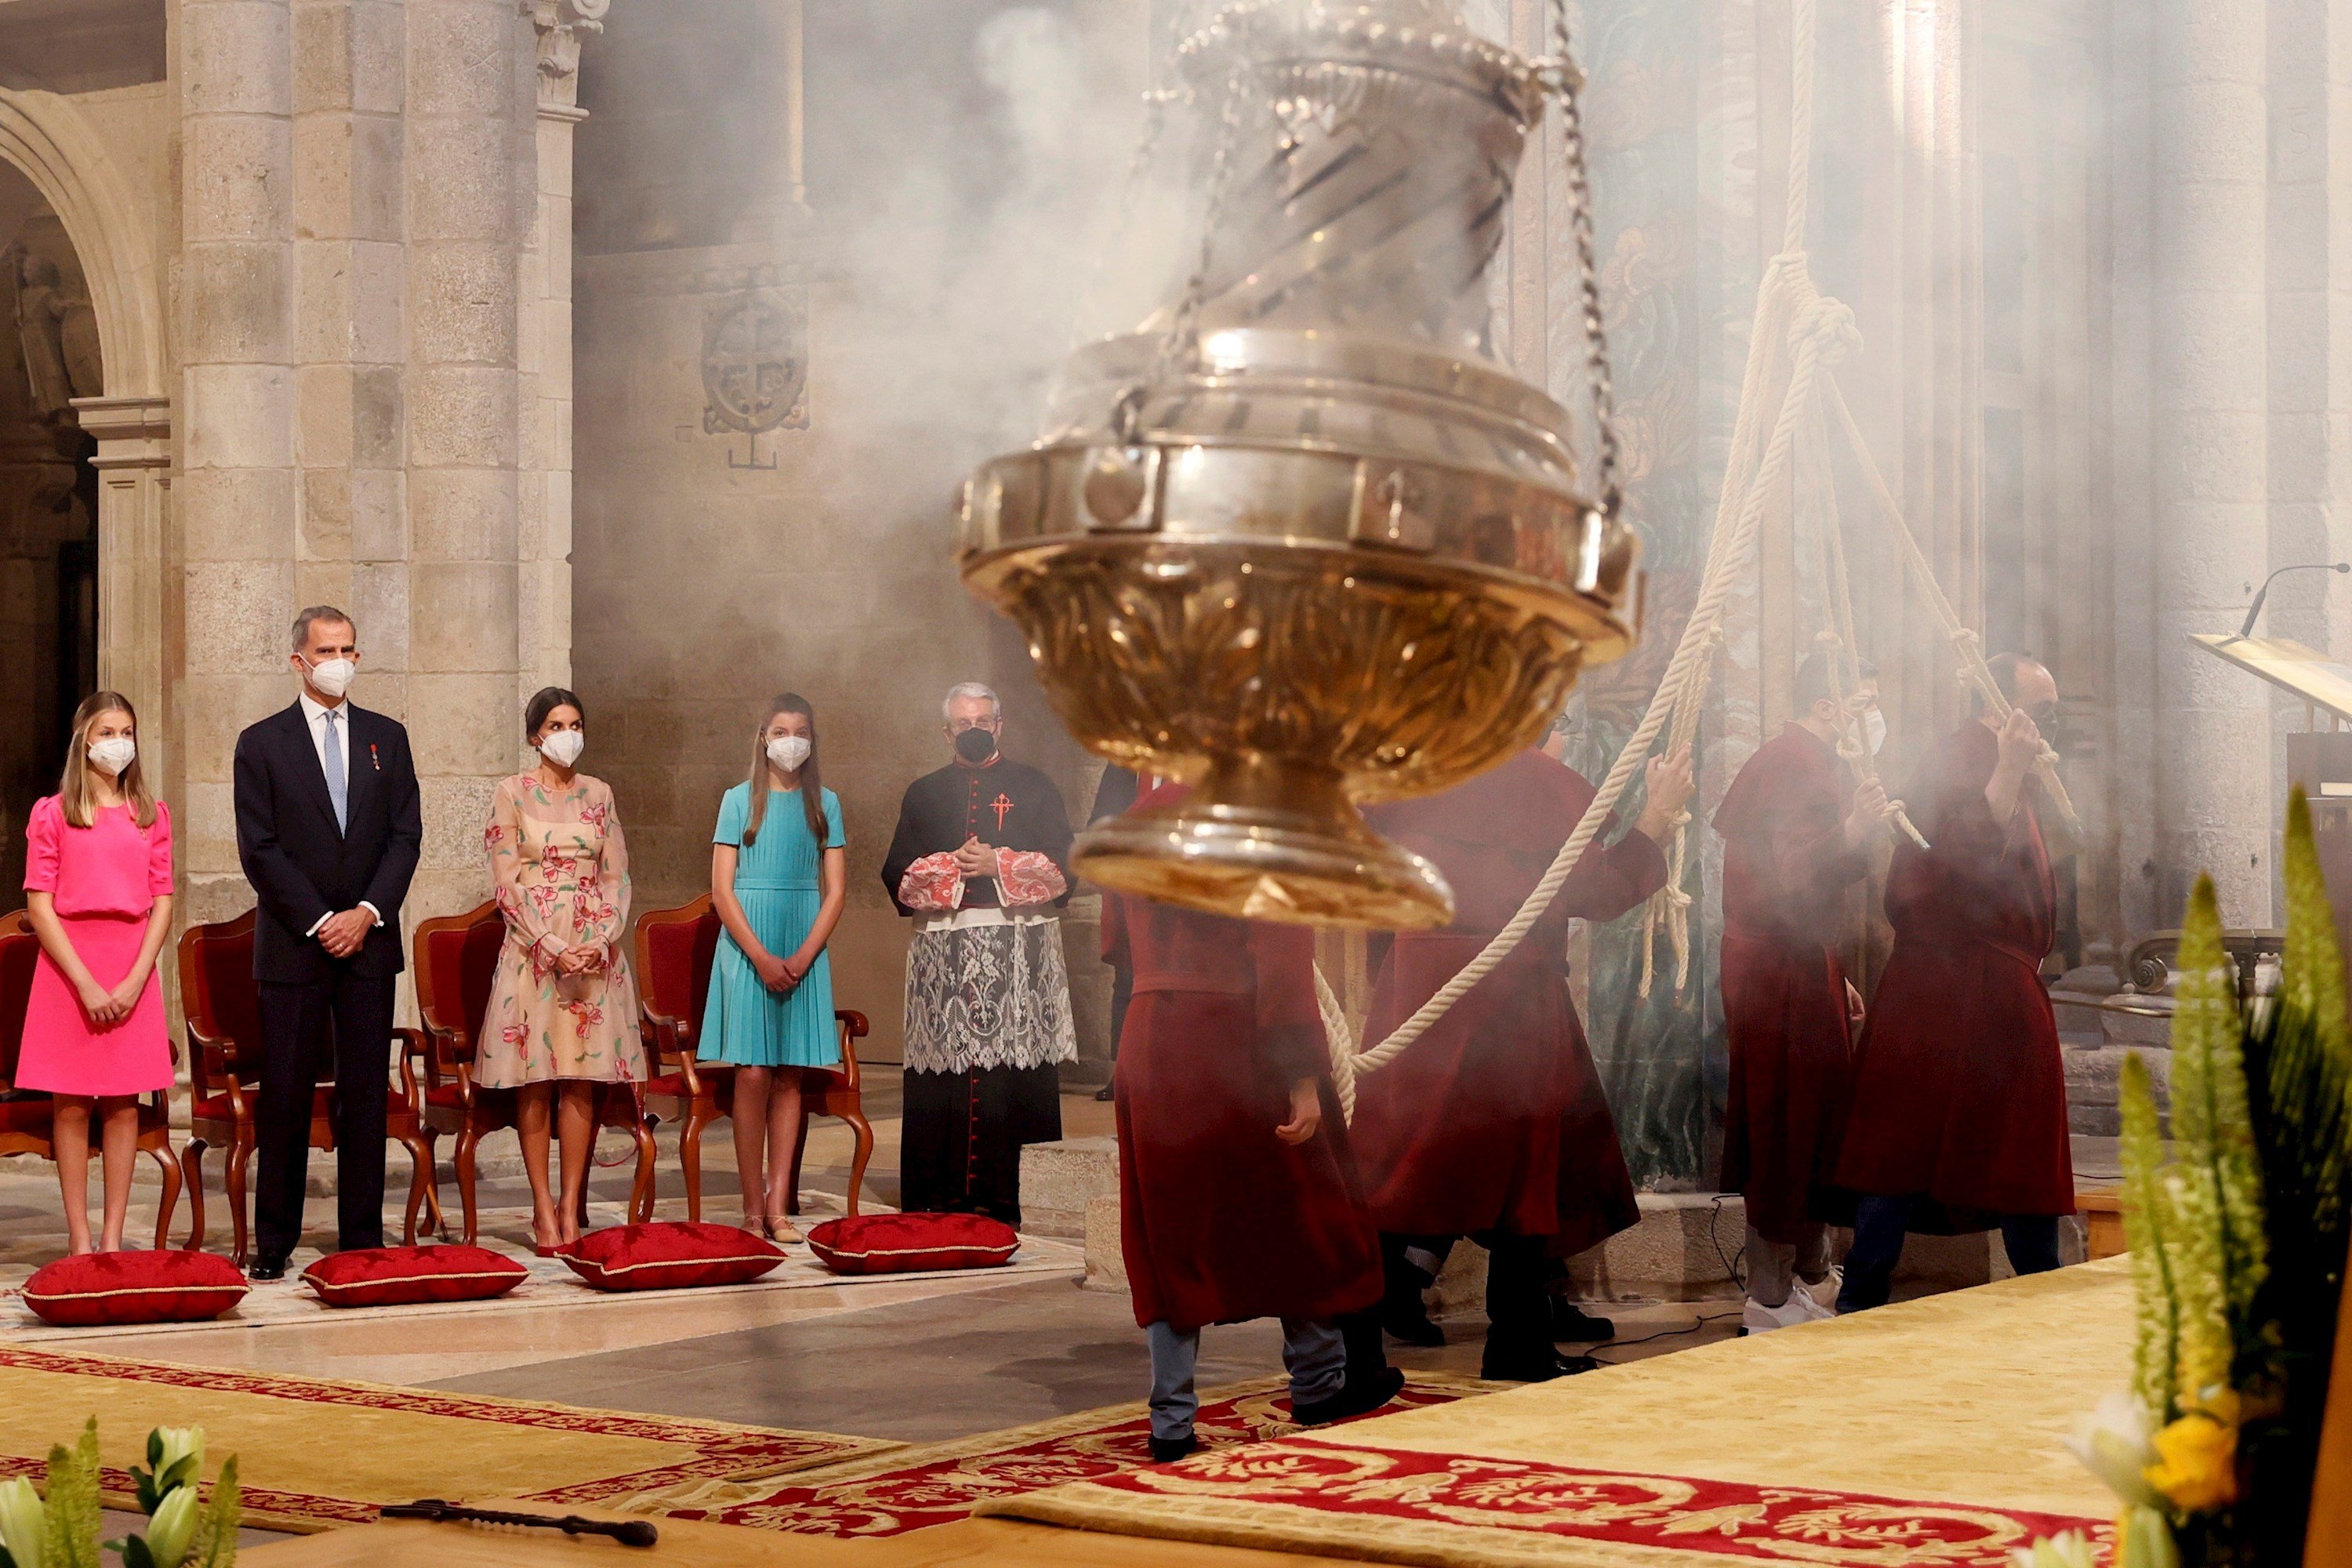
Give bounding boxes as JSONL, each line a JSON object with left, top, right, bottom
{"left": 699, "top": 885, "right": 841, "bottom": 1068}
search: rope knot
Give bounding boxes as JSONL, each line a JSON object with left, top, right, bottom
{"left": 1793, "top": 297, "right": 1861, "bottom": 362}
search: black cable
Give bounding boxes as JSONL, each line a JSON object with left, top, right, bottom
{"left": 1584, "top": 1308, "right": 1744, "bottom": 1363}
{"left": 1708, "top": 1192, "right": 1747, "bottom": 1294}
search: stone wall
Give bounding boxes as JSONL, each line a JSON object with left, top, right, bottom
{"left": 566, "top": 0, "right": 1135, "bottom": 1063}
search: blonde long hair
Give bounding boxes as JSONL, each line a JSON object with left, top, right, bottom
{"left": 59, "top": 691, "right": 158, "bottom": 829}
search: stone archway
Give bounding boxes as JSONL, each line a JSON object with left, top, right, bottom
{"left": 0, "top": 87, "right": 171, "bottom": 797}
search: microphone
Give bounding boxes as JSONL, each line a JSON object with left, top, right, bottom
{"left": 2238, "top": 561, "right": 2352, "bottom": 640}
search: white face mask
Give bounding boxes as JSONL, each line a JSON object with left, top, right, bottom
{"left": 768, "top": 735, "right": 812, "bottom": 772}
{"left": 1864, "top": 709, "right": 1887, "bottom": 756}
{"left": 87, "top": 737, "right": 136, "bottom": 777}
{"left": 539, "top": 729, "right": 585, "bottom": 768}
{"left": 304, "top": 655, "right": 357, "bottom": 700}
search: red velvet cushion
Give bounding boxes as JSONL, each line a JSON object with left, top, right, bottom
{"left": 21, "top": 1250, "right": 249, "bottom": 1327}
{"left": 299, "top": 1244, "right": 527, "bottom": 1308}
{"left": 805, "top": 1212, "right": 1020, "bottom": 1276}
{"left": 558, "top": 1222, "right": 783, "bottom": 1292}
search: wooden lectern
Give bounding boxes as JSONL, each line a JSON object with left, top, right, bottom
{"left": 2192, "top": 635, "right": 2352, "bottom": 956}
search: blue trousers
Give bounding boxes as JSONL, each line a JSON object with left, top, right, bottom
{"left": 1835, "top": 1194, "right": 2062, "bottom": 1313}
{"left": 1145, "top": 1319, "right": 1345, "bottom": 1441}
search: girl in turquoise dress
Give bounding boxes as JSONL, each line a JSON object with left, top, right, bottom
{"left": 705, "top": 693, "right": 848, "bottom": 1242}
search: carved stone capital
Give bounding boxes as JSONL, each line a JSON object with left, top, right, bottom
{"left": 523, "top": 0, "right": 609, "bottom": 107}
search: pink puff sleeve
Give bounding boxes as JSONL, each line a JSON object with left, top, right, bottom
{"left": 22, "top": 796, "right": 61, "bottom": 894}
{"left": 147, "top": 800, "right": 175, "bottom": 896}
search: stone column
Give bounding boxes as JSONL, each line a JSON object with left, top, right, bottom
{"left": 292, "top": 0, "right": 409, "bottom": 699}
{"left": 2151, "top": 0, "right": 2270, "bottom": 924}
{"left": 401, "top": 0, "right": 530, "bottom": 924}
{"left": 518, "top": 0, "right": 604, "bottom": 703}
{"left": 176, "top": 0, "right": 299, "bottom": 926}
{"left": 74, "top": 394, "right": 172, "bottom": 782}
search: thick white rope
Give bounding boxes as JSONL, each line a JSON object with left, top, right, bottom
{"left": 1820, "top": 380, "right": 2082, "bottom": 839}
{"left": 1348, "top": 292, "right": 1859, "bottom": 1079}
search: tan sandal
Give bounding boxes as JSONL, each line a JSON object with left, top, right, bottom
{"left": 768, "top": 1218, "right": 802, "bottom": 1245}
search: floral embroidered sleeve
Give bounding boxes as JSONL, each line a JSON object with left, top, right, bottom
{"left": 488, "top": 779, "right": 562, "bottom": 977}
{"left": 995, "top": 849, "right": 1067, "bottom": 907}
{"left": 582, "top": 784, "right": 630, "bottom": 962}
{"left": 898, "top": 853, "right": 966, "bottom": 912}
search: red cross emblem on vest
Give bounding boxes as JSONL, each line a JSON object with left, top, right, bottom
{"left": 991, "top": 793, "right": 1014, "bottom": 831}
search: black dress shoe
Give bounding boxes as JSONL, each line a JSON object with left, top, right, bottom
{"left": 1480, "top": 1348, "right": 1599, "bottom": 1383}
{"left": 1149, "top": 1433, "right": 1198, "bottom": 1464}
{"left": 1549, "top": 1301, "right": 1617, "bottom": 1341}
{"left": 246, "top": 1256, "right": 289, "bottom": 1282}
{"left": 1294, "top": 1366, "right": 1406, "bottom": 1427}
{"left": 1378, "top": 1298, "right": 1446, "bottom": 1347}
{"left": 1093, "top": 1083, "right": 1116, "bottom": 1102}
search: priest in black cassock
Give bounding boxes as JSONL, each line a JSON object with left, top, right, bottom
{"left": 883, "top": 682, "right": 1078, "bottom": 1225}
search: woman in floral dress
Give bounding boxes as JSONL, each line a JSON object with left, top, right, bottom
{"left": 477, "top": 688, "right": 644, "bottom": 1250}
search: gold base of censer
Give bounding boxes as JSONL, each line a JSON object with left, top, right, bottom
{"left": 958, "top": 1, "right": 1642, "bottom": 927}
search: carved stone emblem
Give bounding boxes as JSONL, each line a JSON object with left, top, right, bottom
{"left": 701, "top": 289, "right": 808, "bottom": 436}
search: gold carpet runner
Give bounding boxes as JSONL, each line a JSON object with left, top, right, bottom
{"left": 984, "top": 1258, "right": 2135, "bottom": 1567}
{"left": 0, "top": 1344, "right": 894, "bottom": 1532}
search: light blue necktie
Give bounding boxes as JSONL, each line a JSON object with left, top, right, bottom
{"left": 321, "top": 708, "right": 347, "bottom": 833}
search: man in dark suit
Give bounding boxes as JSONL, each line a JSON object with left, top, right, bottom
{"left": 233, "top": 606, "right": 423, "bottom": 1279}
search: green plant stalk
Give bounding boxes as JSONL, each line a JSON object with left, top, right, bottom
{"left": 2122, "top": 1051, "right": 2182, "bottom": 1423}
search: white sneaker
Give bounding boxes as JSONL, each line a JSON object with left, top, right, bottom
{"left": 1801, "top": 1265, "right": 1843, "bottom": 1315}
{"left": 1741, "top": 1290, "right": 1835, "bottom": 1334}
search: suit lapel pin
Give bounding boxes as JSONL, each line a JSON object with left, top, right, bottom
{"left": 369, "top": 742, "right": 381, "bottom": 771}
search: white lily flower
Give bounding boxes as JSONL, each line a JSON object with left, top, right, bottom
{"left": 2010, "top": 1530, "right": 2096, "bottom": 1568}
{"left": 2063, "top": 1391, "right": 2160, "bottom": 1508}
{"left": 0, "top": 1477, "right": 45, "bottom": 1568}
{"left": 141, "top": 1483, "right": 201, "bottom": 1568}
{"left": 149, "top": 1427, "right": 204, "bottom": 1486}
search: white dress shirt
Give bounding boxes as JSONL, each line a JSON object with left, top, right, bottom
{"left": 296, "top": 690, "right": 382, "bottom": 936}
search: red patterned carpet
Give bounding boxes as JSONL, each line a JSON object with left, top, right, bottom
{"left": 1025, "top": 1436, "right": 2111, "bottom": 1566}
{"left": 634, "top": 1374, "right": 1494, "bottom": 1539}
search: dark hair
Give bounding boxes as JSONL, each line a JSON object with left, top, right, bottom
{"left": 744, "top": 692, "right": 827, "bottom": 847}
{"left": 524, "top": 686, "right": 586, "bottom": 740}
{"left": 1973, "top": 652, "right": 2044, "bottom": 714}
{"left": 1795, "top": 651, "right": 1878, "bottom": 712}
{"left": 291, "top": 604, "right": 355, "bottom": 652}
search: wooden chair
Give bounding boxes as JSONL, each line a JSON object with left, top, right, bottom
{"left": 0, "top": 910, "right": 182, "bottom": 1249}
{"left": 176, "top": 909, "right": 440, "bottom": 1261}
{"left": 633, "top": 896, "right": 732, "bottom": 1221}
{"left": 411, "top": 900, "right": 655, "bottom": 1243}
{"left": 632, "top": 895, "right": 874, "bottom": 1221}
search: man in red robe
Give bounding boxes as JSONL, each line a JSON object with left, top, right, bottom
{"left": 1349, "top": 743, "right": 1693, "bottom": 1381}
{"left": 1715, "top": 653, "right": 1896, "bottom": 1332}
{"left": 1831, "top": 653, "right": 2075, "bottom": 1312}
{"left": 1105, "top": 782, "right": 1399, "bottom": 1461}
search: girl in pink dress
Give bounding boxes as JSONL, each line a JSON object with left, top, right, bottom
{"left": 19, "top": 691, "right": 176, "bottom": 1254}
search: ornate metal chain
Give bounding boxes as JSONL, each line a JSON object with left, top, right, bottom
{"left": 1541, "top": 0, "right": 1624, "bottom": 523}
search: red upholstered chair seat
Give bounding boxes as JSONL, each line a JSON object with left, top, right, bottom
{"left": 806, "top": 1212, "right": 1021, "bottom": 1276}
{"left": 301, "top": 1244, "right": 528, "bottom": 1308}
{"left": 0, "top": 1094, "right": 55, "bottom": 1134}
{"left": 640, "top": 1071, "right": 693, "bottom": 1099}
{"left": 22, "top": 1250, "right": 249, "bottom": 1327}
{"left": 559, "top": 1221, "right": 783, "bottom": 1292}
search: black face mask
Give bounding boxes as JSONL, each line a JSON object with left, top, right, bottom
{"left": 2025, "top": 702, "right": 2060, "bottom": 731}
{"left": 956, "top": 727, "right": 999, "bottom": 764}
